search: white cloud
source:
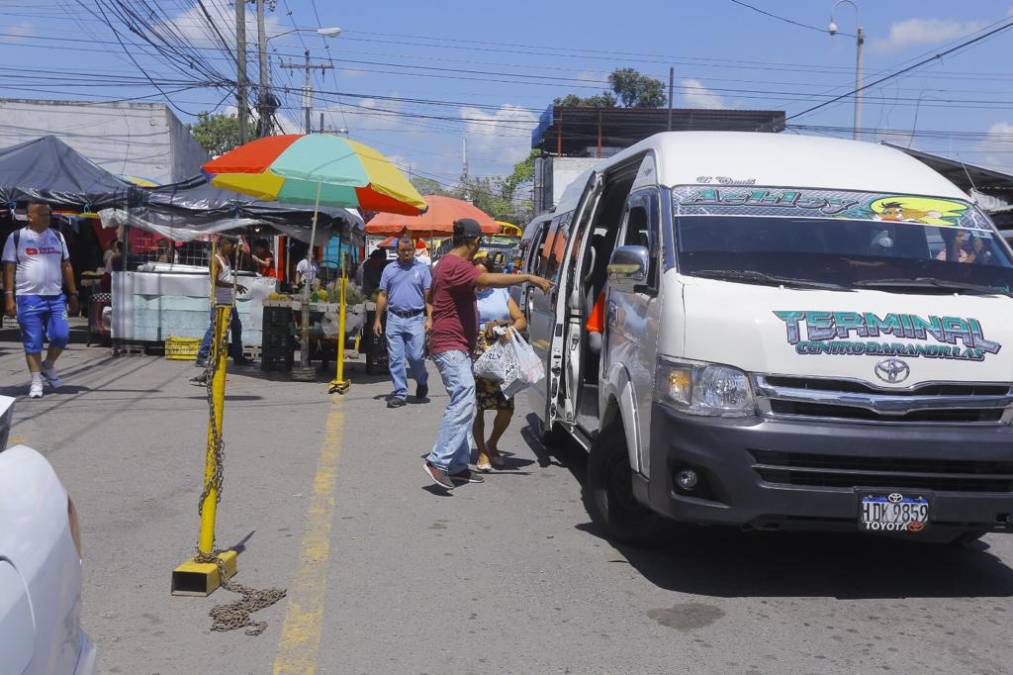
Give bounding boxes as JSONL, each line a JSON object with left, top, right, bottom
{"left": 351, "top": 97, "right": 406, "bottom": 132}
{"left": 156, "top": 0, "right": 284, "bottom": 49}
{"left": 974, "top": 122, "right": 1013, "bottom": 173}
{"left": 575, "top": 70, "right": 608, "bottom": 85}
{"left": 2, "top": 21, "right": 34, "bottom": 44}
{"left": 681, "top": 79, "right": 726, "bottom": 109}
{"left": 872, "top": 17, "right": 990, "bottom": 52}
{"left": 459, "top": 104, "right": 537, "bottom": 167}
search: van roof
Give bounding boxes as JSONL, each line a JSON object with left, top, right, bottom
{"left": 599, "top": 131, "right": 967, "bottom": 200}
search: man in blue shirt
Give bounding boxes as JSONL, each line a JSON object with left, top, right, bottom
{"left": 373, "top": 235, "right": 432, "bottom": 408}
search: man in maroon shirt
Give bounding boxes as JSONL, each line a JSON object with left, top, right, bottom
{"left": 423, "top": 218, "right": 552, "bottom": 490}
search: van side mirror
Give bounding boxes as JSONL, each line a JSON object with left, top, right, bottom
{"left": 607, "top": 245, "right": 649, "bottom": 292}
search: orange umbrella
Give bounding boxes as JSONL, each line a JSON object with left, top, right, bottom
{"left": 365, "top": 195, "right": 498, "bottom": 237}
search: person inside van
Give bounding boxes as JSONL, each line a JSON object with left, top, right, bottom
{"left": 936, "top": 230, "right": 975, "bottom": 263}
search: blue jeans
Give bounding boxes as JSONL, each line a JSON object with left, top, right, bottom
{"left": 426, "top": 350, "right": 475, "bottom": 474}
{"left": 197, "top": 307, "right": 242, "bottom": 363}
{"left": 385, "top": 312, "right": 428, "bottom": 399}
{"left": 16, "top": 294, "right": 69, "bottom": 354}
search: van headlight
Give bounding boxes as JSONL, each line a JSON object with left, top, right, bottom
{"left": 655, "top": 360, "right": 755, "bottom": 417}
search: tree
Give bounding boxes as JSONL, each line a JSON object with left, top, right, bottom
{"left": 553, "top": 68, "right": 666, "bottom": 109}
{"left": 409, "top": 175, "right": 448, "bottom": 197}
{"left": 190, "top": 112, "right": 241, "bottom": 157}
{"left": 503, "top": 149, "right": 538, "bottom": 201}
{"left": 552, "top": 92, "right": 617, "bottom": 108}
{"left": 609, "top": 68, "right": 666, "bottom": 108}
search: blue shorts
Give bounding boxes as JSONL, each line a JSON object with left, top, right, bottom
{"left": 16, "top": 294, "right": 69, "bottom": 354}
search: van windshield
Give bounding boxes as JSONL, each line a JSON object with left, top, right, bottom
{"left": 671, "top": 187, "right": 1013, "bottom": 294}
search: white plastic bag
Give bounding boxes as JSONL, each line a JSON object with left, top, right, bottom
{"left": 499, "top": 333, "right": 545, "bottom": 399}
{"left": 473, "top": 339, "right": 509, "bottom": 383}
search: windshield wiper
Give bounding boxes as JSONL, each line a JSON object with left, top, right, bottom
{"left": 854, "top": 277, "right": 1010, "bottom": 296}
{"left": 689, "top": 269, "right": 852, "bottom": 291}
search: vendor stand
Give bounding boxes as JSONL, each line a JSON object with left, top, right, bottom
{"left": 98, "top": 175, "right": 365, "bottom": 360}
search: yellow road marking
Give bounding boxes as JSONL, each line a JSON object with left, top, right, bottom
{"left": 9, "top": 435, "right": 26, "bottom": 445}
{"left": 273, "top": 398, "right": 345, "bottom": 675}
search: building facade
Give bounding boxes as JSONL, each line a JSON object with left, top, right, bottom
{"left": 0, "top": 99, "right": 208, "bottom": 184}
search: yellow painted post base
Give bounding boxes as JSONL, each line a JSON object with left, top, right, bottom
{"left": 328, "top": 379, "right": 351, "bottom": 394}
{"left": 171, "top": 549, "right": 238, "bottom": 596}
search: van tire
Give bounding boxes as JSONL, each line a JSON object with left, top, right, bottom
{"left": 584, "top": 422, "right": 667, "bottom": 547}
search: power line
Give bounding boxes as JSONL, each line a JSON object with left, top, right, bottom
{"left": 784, "top": 17, "right": 1013, "bottom": 122}
{"left": 728, "top": 0, "right": 854, "bottom": 37}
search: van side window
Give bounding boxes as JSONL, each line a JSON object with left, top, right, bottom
{"left": 621, "top": 193, "right": 659, "bottom": 288}
{"left": 542, "top": 213, "right": 571, "bottom": 281}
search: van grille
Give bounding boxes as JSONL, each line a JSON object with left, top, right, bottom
{"left": 751, "top": 450, "right": 1013, "bottom": 493}
{"left": 754, "top": 375, "right": 1013, "bottom": 426}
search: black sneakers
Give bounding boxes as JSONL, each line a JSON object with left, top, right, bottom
{"left": 423, "top": 461, "right": 454, "bottom": 489}
{"left": 387, "top": 397, "right": 406, "bottom": 409}
{"left": 449, "top": 468, "right": 485, "bottom": 484}
{"left": 415, "top": 383, "right": 429, "bottom": 401}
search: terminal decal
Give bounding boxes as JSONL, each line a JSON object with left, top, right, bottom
{"left": 773, "top": 311, "right": 1001, "bottom": 362}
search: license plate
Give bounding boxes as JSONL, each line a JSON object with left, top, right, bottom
{"left": 859, "top": 492, "right": 930, "bottom": 533}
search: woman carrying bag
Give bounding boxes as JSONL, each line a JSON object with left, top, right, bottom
{"left": 472, "top": 256, "right": 527, "bottom": 472}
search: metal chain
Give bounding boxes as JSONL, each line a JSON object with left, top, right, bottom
{"left": 192, "top": 550, "right": 288, "bottom": 636}
{"left": 197, "top": 305, "right": 229, "bottom": 517}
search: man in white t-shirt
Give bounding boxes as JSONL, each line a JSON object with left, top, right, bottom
{"left": 295, "top": 254, "right": 319, "bottom": 287}
{"left": 3, "top": 203, "right": 80, "bottom": 398}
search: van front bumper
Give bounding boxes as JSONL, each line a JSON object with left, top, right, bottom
{"left": 642, "top": 404, "right": 1013, "bottom": 536}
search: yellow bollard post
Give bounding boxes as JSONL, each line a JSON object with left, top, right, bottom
{"left": 329, "top": 274, "right": 351, "bottom": 394}
{"left": 172, "top": 249, "right": 239, "bottom": 595}
{"left": 198, "top": 304, "right": 230, "bottom": 555}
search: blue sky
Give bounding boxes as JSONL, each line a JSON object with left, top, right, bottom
{"left": 2, "top": 0, "right": 1012, "bottom": 186}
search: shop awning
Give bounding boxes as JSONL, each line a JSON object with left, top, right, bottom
{"left": 365, "top": 195, "right": 498, "bottom": 237}
{"left": 0, "top": 135, "right": 136, "bottom": 210}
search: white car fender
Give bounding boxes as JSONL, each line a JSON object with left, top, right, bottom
{"left": 603, "top": 363, "right": 642, "bottom": 475}
{"left": 0, "top": 445, "right": 90, "bottom": 675}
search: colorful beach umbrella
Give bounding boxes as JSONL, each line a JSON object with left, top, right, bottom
{"left": 202, "top": 134, "right": 426, "bottom": 216}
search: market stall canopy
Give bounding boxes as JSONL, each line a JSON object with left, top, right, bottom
{"left": 143, "top": 175, "right": 362, "bottom": 229}
{"left": 365, "top": 195, "right": 498, "bottom": 237}
{"left": 202, "top": 134, "right": 427, "bottom": 215}
{"left": 0, "top": 135, "right": 136, "bottom": 210}
{"left": 98, "top": 175, "right": 365, "bottom": 243}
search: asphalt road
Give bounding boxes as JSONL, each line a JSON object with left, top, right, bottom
{"left": 3, "top": 335, "right": 1013, "bottom": 674}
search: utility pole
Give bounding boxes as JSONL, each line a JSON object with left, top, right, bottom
{"left": 853, "top": 26, "right": 864, "bottom": 140}
{"left": 235, "top": 0, "right": 248, "bottom": 143}
{"left": 281, "top": 49, "right": 333, "bottom": 134}
{"left": 829, "top": 0, "right": 863, "bottom": 140}
{"left": 667, "top": 66, "right": 674, "bottom": 131}
{"left": 256, "top": 0, "right": 269, "bottom": 137}
{"left": 320, "top": 112, "right": 324, "bottom": 133}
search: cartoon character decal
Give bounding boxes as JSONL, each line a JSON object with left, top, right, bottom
{"left": 866, "top": 196, "right": 968, "bottom": 227}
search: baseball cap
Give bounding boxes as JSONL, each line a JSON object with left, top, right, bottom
{"left": 453, "top": 218, "right": 483, "bottom": 239}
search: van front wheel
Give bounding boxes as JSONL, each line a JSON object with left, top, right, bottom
{"left": 584, "top": 423, "right": 667, "bottom": 547}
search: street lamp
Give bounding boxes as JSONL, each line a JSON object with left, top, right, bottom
{"left": 256, "top": 20, "right": 342, "bottom": 137}
{"left": 828, "top": 0, "right": 864, "bottom": 140}
{"left": 268, "top": 26, "right": 342, "bottom": 41}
